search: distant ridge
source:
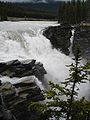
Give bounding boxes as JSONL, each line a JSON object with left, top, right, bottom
{"left": 28, "top": 0, "right": 58, "bottom": 3}
{"left": 19, "top": 2, "right": 60, "bottom": 12}
{"left": 0, "top": 0, "right": 60, "bottom": 3}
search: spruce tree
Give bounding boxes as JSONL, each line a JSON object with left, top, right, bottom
{"left": 66, "top": 47, "right": 88, "bottom": 119}
{"left": 29, "top": 47, "right": 90, "bottom": 120}
{"left": 86, "top": 0, "right": 90, "bottom": 20}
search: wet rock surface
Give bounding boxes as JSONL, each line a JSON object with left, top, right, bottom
{"left": 0, "top": 59, "right": 46, "bottom": 81}
{"left": 0, "top": 78, "right": 44, "bottom": 120}
{"left": 43, "top": 23, "right": 72, "bottom": 55}
{"left": 0, "top": 59, "right": 46, "bottom": 120}
{"left": 73, "top": 25, "right": 90, "bottom": 60}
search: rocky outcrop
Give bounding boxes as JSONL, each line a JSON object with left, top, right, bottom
{"left": 0, "top": 78, "right": 44, "bottom": 120}
{"left": 0, "top": 59, "right": 46, "bottom": 120}
{"left": 43, "top": 23, "right": 72, "bottom": 55}
{"left": 73, "top": 25, "right": 90, "bottom": 60}
{"left": 0, "top": 59, "right": 46, "bottom": 81}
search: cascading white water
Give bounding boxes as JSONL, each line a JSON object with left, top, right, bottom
{"left": 0, "top": 21, "right": 89, "bottom": 98}
{"left": 69, "top": 29, "right": 75, "bottom": 57}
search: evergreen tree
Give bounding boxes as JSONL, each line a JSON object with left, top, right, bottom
{"left": 86, "top": 0, "right": 90, "bottom": 20}
{"left": 29, "top": 47, "right": 90, "bottom": 120}
{"left": 58, "top": 0, "right": 87, "bottom": 24}
{"left": 66, "top": 47, "right": 88, "bottom": 119}
{"left": 81, "top": 0, "right": 87, "bottom": 21}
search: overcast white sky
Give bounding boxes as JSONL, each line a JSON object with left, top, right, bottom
{"left": 0, "top": 0, "right": 69, "bottom": 2}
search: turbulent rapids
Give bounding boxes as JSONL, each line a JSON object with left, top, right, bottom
{"left": 0, "top": 21, "right": 89, "bottom": 98}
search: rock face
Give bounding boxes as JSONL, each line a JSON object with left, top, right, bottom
{"left": 0, "top": 59, "right": 46, "bottom": 81}
{"left": 43, "top": 23, "right": 72, "bottom": 55}
{"left": 0, "top": 78, "right": 44, "bottom": 120}
{"left": 0, "top": 59, "right": 46, "bottom": 120}
{"left": 73, "top": 25, "right": 90, "bottom": 60}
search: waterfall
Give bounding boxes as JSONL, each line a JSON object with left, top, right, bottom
{"left": 0, "top": 21, "right": 72, "bottom": 84}
{"left": 0, "top": 21, "right": 89, "bottom": 98}
{"left": 69, "top": 29, "right": 75, "bottom": 57}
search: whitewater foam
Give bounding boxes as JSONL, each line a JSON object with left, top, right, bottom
{"left": 0, "top": 21, "right": 89, "bottom": 98}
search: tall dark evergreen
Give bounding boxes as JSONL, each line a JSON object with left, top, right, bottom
{"left": 29, "top": 47, "right": 90, "bottom": 120}
{"left": 86, "top": 0, "right": 90, "bottom": 20}
{"left": 58, "top": 0, "right": 87, "bottom": 24}
{"left": 81, "top": 0, "right": 87, "bottom": 21}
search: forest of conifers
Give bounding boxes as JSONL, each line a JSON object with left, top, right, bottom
{"left": 0, "top": 0, "right": 90, "bottom": 24}
{"left": 0, "top": 1, "right": 57, "bottom": 20}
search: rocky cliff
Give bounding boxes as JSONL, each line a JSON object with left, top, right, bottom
{"left": 0, "top": 59, "right": 46, "bottom": 81}
{"left": 43, "top": 24, "right": 72, "bottom": 55}
{"left": 0, "top": 59, "right": 46, "bottom": 120}
{"left": 43, "top": 23, "right": 90, "bottom": 60}
{"left": 73, "top": 25, "right": 90, "bottom": 60}
{"left": 0, "top": 79, "right": 44, "bottom": 120}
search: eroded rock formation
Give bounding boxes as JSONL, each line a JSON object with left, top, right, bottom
{"left": 0, "top": 59, "right": 46, "bottom": 120}
{"left": 0, "top": 78, "right": 44, "bottom": 120}
{"left": 43, "top": 23, "right": 72, "bottom": 55}
{"left": 0, "top": 59, "right": 46, "bottom": 81}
